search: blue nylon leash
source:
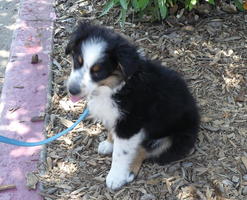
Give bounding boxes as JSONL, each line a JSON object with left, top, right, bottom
{"left": 0, "top": 108, "right": 89, "bottom": 147}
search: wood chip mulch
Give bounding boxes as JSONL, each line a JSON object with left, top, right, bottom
{"left": 35, "top": 1, "right": 247, "bottom": 199}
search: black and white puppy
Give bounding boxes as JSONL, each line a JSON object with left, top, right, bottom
{"left": 65, "top": 22, "right": 200, "bottom": 190}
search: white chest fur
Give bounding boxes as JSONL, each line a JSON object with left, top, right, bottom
{"left": 87, "top": 86, "right": 121, "bottom": 130}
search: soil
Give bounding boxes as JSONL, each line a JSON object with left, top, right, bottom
{"left": 38, "top": 1, "right": 247, "bottom": 199}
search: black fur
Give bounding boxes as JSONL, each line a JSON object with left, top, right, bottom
{"left": 113, "top": 61, "right": 200, "bottom": 164}
{"left": 66, "top": 22, "right": 200, "bottom": 165}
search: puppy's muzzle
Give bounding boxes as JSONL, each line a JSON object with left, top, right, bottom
{"left": 68, "top": 83, "right": 81, "bottom": 96}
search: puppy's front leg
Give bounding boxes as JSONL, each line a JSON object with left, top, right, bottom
{"left": 106, "top": 132, "right": 145, "bottom": 190}
{"left": 98, "top": 132, "right": 113, "bottom": 155}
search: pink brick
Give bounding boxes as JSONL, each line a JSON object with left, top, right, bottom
{"left": 0, "top": 0, "right": 55, "bottom": 199}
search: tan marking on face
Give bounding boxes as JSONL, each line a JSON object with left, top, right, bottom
{"left": 91, "top": 64, "right": 101, "bottom": 72}
{"left": 98, "top": 70, "right": 124, "bottom": 88}
{"left": 129, "top": 147, "right": 147, "bottom": 175}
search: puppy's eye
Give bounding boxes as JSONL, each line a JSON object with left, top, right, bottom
{"left": 77, "top": 56, "right": 83, "bottom": 65}
{"left": 91, "top": 64, "right": 101, "bottom": 72}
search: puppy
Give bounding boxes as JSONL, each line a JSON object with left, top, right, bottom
{"left": 65, "top": 22, "right": 200, "bottom": 190}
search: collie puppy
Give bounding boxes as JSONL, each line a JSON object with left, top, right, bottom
{"left": 65, "top": 22, "right": 200, "bottom": 190}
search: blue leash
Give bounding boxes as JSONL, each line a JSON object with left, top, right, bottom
{"left": 0, "top": 108, "right": 89, "bottom": 147}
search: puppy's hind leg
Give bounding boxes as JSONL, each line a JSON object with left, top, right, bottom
{"left": 98, "top": 131, "right": 114, "bottom": 155}
{"left": 130, "top": 147, "right": 147, "bottom": 176}
{"left": 106, "top": 131, "right": 145, "bottom": 190}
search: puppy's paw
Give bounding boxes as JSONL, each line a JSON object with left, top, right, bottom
{"left": 106, "top": 169, "right": 135, "bottom": 190}
{"left": 98, "top": 140, "right": 113, "bottom": 155}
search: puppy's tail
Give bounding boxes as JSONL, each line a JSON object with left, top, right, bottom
{"left": 151, "top": 130, "right": 197, "bottom": 165}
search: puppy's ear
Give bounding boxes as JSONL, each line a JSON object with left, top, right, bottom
{"left": 114, "top": 41, "right": 140, "bottom": 79}
{"left": 65, "top": 22, "right": 93, "bottom": 55}
{"left": 65, "top": 37, "right": 75, "bottom": 55}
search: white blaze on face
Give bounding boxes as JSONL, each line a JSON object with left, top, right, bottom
{"left": 82, "top": 38, "right": 107, "bottom": 68}
{"left": 68, "top": 38, "right": 107, "bottom": 97}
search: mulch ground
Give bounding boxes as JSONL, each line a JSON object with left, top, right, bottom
{"left": 37, "top": 1, "right": 247, "bottom": 199}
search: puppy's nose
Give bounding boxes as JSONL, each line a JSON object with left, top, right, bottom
{"left": 68, "top": 85, "right": 81, "bottom": 96}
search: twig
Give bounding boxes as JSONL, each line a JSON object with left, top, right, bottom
{"left": 0, "top": 184, "right": 16, "bottom": 191}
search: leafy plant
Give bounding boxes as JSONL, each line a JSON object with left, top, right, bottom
{"left": 100, "top": 0, "right": 170, "bottom": 25}
{"left": 100, "top": 0, "right": 244, "bottom": 26}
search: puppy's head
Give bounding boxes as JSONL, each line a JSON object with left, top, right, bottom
{"left": 65, "top": 22, "right": 140, "bottom": 99}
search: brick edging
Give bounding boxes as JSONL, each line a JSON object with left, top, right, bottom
{"left": 0, "top": 0, "right": 55, "bottom": 199}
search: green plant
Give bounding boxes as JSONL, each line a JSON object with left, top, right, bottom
{"left": 100, "top": 0, "right": 171, "bottom": 26}
{"left": 100, "top": 0, "right": 244, "bottom": 26}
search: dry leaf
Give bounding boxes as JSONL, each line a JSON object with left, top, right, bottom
{"left": 26, "top": 172, "right": 38, "bottom": 190}
{"left": 244, "top": 1, "right": 247, "bottom": 10}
